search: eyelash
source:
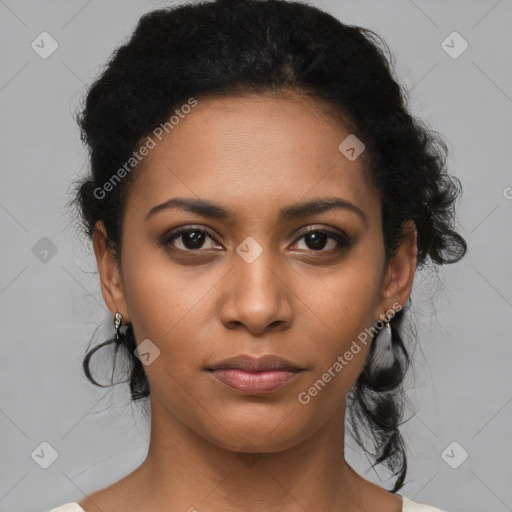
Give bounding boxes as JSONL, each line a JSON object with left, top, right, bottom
{"left": 159, "top": 225, "right": 353, "bottom": 254}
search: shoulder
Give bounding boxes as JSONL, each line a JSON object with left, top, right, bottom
{"left": 47, "top": 504, "right": 85, "bottom": 512}
{"left": 401, "top": 495, "right": 449, "bottom": 512}
{"left": 47, "top": 495, "right": 447, "bottom": 512}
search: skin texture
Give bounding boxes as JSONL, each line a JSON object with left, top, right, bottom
{"left": 81, "top": 91, "right": 417, "bottom": 512}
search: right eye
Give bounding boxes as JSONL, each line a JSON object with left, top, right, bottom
{"left": 160, "top": 226, "right": 223, "bottom": 252}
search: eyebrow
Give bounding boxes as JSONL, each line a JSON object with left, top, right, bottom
{"left": 145, "top": 196, "right": 366, "bottom": 224}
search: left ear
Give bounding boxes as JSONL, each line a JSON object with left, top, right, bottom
{"left": 378, "top": 220, "right": 417, "bottom": 316}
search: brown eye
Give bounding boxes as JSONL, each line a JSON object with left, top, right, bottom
{"left": 160, "top": 226, "right": 221, "bottom": 251}
{"left": 291, "top": 228, "right": 353, "bottom": 253}
{"left": 300, "top": 231, "right": 335, "bottom": 251}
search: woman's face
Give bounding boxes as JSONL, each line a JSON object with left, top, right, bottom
{"left": 94, "top": 92, "right": 416, "bottom": 453}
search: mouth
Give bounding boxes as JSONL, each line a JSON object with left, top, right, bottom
{"left": 205, "top": 354, "right": 305, "bottom": 394}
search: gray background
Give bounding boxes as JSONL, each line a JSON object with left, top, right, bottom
{"left": 0, "top": 0, "right": 511, "bottom": 511}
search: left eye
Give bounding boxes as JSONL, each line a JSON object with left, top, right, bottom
{"left": 291, "top": 229, "right": 350, "bottom": 252}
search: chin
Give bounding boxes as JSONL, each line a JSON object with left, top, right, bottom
{"left": 200, "top": 412, "right": 314, "bottom": 454}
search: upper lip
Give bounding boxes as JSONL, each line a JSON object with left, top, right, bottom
{"left": 206, "top": 354, "right": 304, "bottom": 373}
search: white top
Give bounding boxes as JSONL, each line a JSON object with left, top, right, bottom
{"left": 47, "top": 496, "right": 447, "bottom": 511}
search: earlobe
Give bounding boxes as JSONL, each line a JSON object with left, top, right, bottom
{"left": 379, "top": 220, "right": 417, "bottom": 314}
{"left": 92, "top": 221, "right": 130, "bottom": 323}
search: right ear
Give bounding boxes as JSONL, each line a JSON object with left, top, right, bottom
{"left": 92, "top": 221, "right": 130, "bottom": 323}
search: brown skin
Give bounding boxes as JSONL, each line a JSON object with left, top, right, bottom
{"left": 80, "top": 92, "right": 417, "bottom": 512}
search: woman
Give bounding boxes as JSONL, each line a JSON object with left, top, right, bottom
{"left": 50, "top": 0, "right": 466, "bottom": 510}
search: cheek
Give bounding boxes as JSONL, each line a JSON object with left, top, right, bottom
{"left": 121, "top": 237, "right": 212, "bottom": 341}
{"left": 297, "top": 253, "right": 384, "bottom": 385}
{"left": 301, "top": 249, "right": 384, "bottom": 337}
{"left": 120, "top": 251, "right": 213, "bottom": 414}
{"left": 119, "top": 243, "right": 231, "bottom": 400}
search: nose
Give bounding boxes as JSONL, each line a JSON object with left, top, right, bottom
{"left": 218, "top": 247, "right": 293, "bottom": 335}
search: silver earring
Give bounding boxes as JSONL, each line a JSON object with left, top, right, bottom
{"left": 373, "top": 312, "right": 394, "bottom": 366}
{"left": 114, "top": 312, "right": 123, "bottom": 343}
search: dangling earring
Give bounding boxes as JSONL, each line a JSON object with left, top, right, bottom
{"left": 372, "top": 312, "right": 394, "bottom": 367}
{"left": 114, "top": 312, "right": 123, "bottom": 344}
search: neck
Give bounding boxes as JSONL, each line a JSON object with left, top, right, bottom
{"left": 124, "top": 394, "right": 384, "bottom": 512}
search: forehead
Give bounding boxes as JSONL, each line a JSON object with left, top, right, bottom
{"left": 124, "top": 92, "right": 379, "bottom": 226}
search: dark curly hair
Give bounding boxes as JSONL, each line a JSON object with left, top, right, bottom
{"left": 70, "top": 0, "right": 467, "bottom": 494}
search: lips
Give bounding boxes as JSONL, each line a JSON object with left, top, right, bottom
{"left": 205, "top": 354, "right": 305, "bottom": 394}
{"left": 205, "top": 354, "right": 303, "bottom": 373}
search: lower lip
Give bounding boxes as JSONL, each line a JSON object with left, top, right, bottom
{"left": 209, "top": 369, "right": 301, "bottom": 394}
